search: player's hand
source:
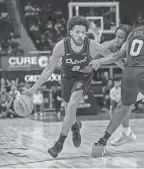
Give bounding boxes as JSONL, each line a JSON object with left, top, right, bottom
{"left": 82, "top": 65, "right": 93, "bottom": 73}
{"left": 89, "top": 59, "right": 101, "bottom": 70}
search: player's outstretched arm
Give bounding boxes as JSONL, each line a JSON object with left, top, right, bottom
{"left": 99, "top": 48, "right": 126, "bottom": 65}
{"left": 89, "top": 40, "right": 114, "bottom": 70}
{"left": 98, "top": 40, "right": 127, "bottom": 65}
{"left": 89, "top": 40, "right": 113, "bottom": 60}
{"left": 31, "top": 40, "right": 64, "bottom": 92}
{"left": 89, "top": 49, "right": 126, "bottom": 70}
{"left": 101, "top": 41, "right": 126, "bottom": 69}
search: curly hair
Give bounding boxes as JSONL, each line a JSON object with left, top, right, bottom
{"left": 115, "top": 24, "right": 133, "bottom": 39}
{"left": 67, "top": 16, "right": 90, "bottom": 34}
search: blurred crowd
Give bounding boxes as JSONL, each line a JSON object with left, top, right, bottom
{"left": 0, "top": 1, "right": 144, "bottom": 54}
{"left": 0, "top": 1, "right": 67, "bottom": 55}
{"left": 0, "top": 13, "right": 24, "bottom": 56}
{"left": 24, "top": 2, "right": 67, "bottom": 51}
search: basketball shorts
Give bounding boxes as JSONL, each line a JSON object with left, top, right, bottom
{"left": 121, "top": 66, "right": 144, "bottom": 106}
{"left": 61, "top": 73, "right": 93, "bottom": 103}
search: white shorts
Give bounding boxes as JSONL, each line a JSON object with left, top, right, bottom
{"left": 137, "top": 93, "right": 144, "bottom": 101}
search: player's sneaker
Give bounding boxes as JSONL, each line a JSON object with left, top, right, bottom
{"left": 71, "top": 121, "right": 82, "bottom": 147}
{"left": 110, "top": 131, "right": 136, "bottom": 146}
{"left": 48, "top": 141, "right": 63, "bottom": 158}
{"left": 91, "top": 142, "right": 106, "bottom": 157}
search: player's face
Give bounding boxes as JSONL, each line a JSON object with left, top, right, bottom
{"left": 70, "top": 25, "right": 86, "bottom": 46}
{"left": 115, "top": 29, "right": 127, "bottom": 47}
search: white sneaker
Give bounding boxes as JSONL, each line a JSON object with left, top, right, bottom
{"left": 110, "top": 131, "right": 136, "bottom": 146}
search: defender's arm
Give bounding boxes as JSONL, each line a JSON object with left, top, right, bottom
{"left": 99, "top": 48, "right": 126, "bottom": 65}
{"left": 89, "top": 40, "right": 113, "bottom": 59}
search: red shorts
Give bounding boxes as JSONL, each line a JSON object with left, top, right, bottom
{"left": 61, "top": 73, "right": 93, "bottom": 103}
{"left": 121, "top": 66, "right": 144, "bottom": 106}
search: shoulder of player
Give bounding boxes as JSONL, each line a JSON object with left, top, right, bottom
{"left": 53, "top": 39, "right": 65, "bottom": 56}
{"left": 128, "top": 26, "right": 144, "bottom": 38}
{"left": 54, "top": 39, "right": 64, "bottom": 50}
{"left": 133, "top": 26, "right": 144, "bottom": 32}
{"left": 102, "top": 40, "right": 115, "bottom": 50}
{"left": 89, "top": 39, "right": 101, "bottom": 50}
{"left": 89, "top": 39, "right": 115, "bottom": 47}
{"left": 89, "top": 39, "right": 97, "bottom": 46}
{"left": 89, "top": 39, "right": 112, "bottom": 58}
{"left": 89, "top": 40, "right": 100, "bottom": 56}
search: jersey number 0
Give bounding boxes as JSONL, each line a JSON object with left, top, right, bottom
{"left": 130, "top": 39, "right": 144, "bottom": 56}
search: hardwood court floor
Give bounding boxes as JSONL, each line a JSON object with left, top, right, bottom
{"left": 0, "top": 117, "right": 144, "bottom": 168}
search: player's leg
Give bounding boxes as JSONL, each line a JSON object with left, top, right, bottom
{"left": 59, "top": 75, "right": 79, "bottom": 136}
{"left": 110, "top": 104, "right": 136, "bottom": 146}
{"left": 63, "top": 101, "right": 76, "bottom": 121}
{"left": 61, "top": 74, "right": 92, "bottom": 139}
{"left": 107, "top": 67, "right": 138, "bottom": 137}
{"left": 110, "top": 73, "right": 144, "bottom": 146}
{"left": 48, "top": 75, "right": 92, "bottom": 158}
{"left": 48, "top": 89, "right": 83, "bottom": 158}
{"left": 63, "top": 85, "right": 82, "bottom": 147}
{"left": 92, "top": 106, "right": 134, "bottom": 157}
{"left": 70, "top": 76, "right": 92, "bottom": 147}
{"left": 63, "top": 95, "right": 81, "bottom": 146}
{"left": 110, "top": 93, "right": 144, "bottom": 146}
{"left": 122, "top": 108, "right": 136, "bottom": 138}
{"left": 48, "top": 75, "right": 75, "bottom": 158}
{"left": 91, "top": 67, "right": 138, "bottom": 156}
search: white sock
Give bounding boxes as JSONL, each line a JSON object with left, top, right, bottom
{"left": 123, "top": 127, "right": 131, "bottom": 136}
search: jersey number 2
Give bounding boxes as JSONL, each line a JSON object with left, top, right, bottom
{"left": 130, "top": 39, "right": 143, "bottom": 56}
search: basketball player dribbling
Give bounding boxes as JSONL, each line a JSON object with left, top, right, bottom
{"left": 90, "top": 26, "right": 144, "bottom": 156}
{"left": 99, "top": 25, "right": 144, "bottom": 146}
{"left": 24, "top": 16, "right": 113, "bottom": 158}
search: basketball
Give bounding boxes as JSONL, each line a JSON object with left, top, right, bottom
{"left": 13, "top": 94, "right": 34, "bottom": 117}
